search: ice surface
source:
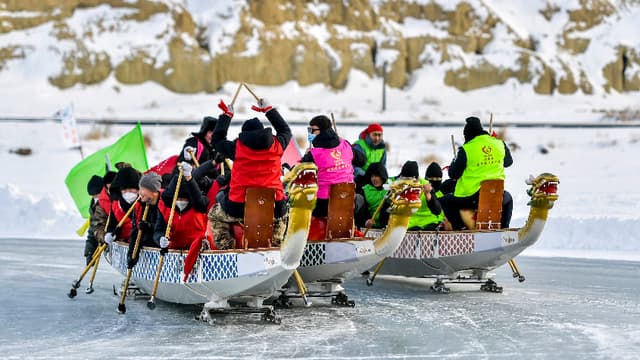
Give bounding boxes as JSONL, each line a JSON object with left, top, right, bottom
{"left": 0, "top": 239, "right": 638, "bottom": 359}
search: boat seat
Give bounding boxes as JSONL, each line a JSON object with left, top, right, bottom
{"left": 242, "top": 187, "right": 275, "bottom": 249}
{"left": 326, "top": 182, "right": 355, "bottom": 239}
{"left": 460, "top": 179, "right": 504, "bottom": 230}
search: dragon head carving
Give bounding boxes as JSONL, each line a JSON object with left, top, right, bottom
{"left": 526, "top": 173, "right": 559, "bottom": 209}
{"left": 387, "top": 178, "right": 423, "bottom": 216}
{"left": 284, "top": 162, "right": 319, "bottom": 210}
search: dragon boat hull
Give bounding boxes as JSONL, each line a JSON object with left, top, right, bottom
{"left": 297, "top": 238, "right": 381, "bottom": 282}
{"left": 367, "top": 225, "right": 538, "bottom": 278}
{"left": 110, "top": 242, "right": 298, "bottom": 305}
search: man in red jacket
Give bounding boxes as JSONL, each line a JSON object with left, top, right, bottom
{"left": 209, "top": 98, "right": 292, "bottom": 249}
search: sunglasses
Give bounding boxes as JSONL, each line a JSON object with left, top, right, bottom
{"left": 307, "top": 127, "right": 320, "bottom": 134}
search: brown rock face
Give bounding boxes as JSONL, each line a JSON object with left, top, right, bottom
{"left": 0, "top": 0, "right": 637, "bottom": 95}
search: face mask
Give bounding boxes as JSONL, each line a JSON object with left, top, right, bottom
{"left": 176, "top": 200, "right": 189, "bottom": 211}
{"left": 122, "top": 192, "right": 137, "bottom": 204}
{"left": 92, "top": 196, "right": 100, "bottom": 202}
{"left": 307, "top": 133, "right": 316, "bottom": 144}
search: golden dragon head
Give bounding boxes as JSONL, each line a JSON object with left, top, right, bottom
{"left": 387, "top": 177, "right": 423, "bottom": 216}
{"left": 526, "top": 173, "right": 559, "bottom": 209}
{"left": 284, "top": 162, "right": 318, "bottom": 210}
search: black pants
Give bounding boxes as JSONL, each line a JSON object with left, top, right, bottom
{"left": 440, "top": 190, "right": 513, "bottom": 230}
{"left": 84, "top": 236, "right": 99, "bottom": 265}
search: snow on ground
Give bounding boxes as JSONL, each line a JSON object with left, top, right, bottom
{"left": 0, "top": 118, "right": 639, "bottom": 260}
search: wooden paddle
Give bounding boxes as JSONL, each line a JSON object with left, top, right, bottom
{"left": 147, "top": 168, "right": 184, "bottom": 310}
{"left": 118, "top": 203, "right": 150, "bottom": 314}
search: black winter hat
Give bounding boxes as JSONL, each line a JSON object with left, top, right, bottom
{"left": 242, "top": 118, "right": 264, "bottom": 132}
{"left": 198, "top": 116, "right": 217, "bottom": 134}
{"left": 365, "top": 162, "right": 389, "bottom": 184}
{"left": 425, "top": 162, "right": 442, "bottom": 179}
{"left": 103, "top": 171, "right": 117, "bottom": 186}
{"left": 463, "top": 116, "right": 484, "bottom": 142}
{"left": 112, "top": 167, "right": 142, "bottom": 190}
{"left": 310, "top": 115, "right": 332, "bottom": 131}
{"left": 87, "top": 175, "right": 103, "bottom": 196}
{"left": 399, "top": 161, "right": 419, "bottom": 179}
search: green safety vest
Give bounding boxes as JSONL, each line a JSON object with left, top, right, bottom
{"left": 363, "top": 184, "right": 387, "bottom": 227}
{"left": 408, "top": 179, "right": 444, "bottom": 229}
{"left": 354, "top": 138, "right": 385, "bottom": 171}
{"left": 454, "top": 134, "right": 506, "bottom": 197}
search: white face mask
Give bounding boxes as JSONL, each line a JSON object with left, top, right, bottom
{"left": 122, "top": 192, "right": 138, "bottom": 204}
{"left": 176, "top": 200, "right": 189, "bottom": 211}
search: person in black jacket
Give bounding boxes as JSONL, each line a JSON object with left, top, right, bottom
{"left": 127, "top": 172, "right": 163, "bottom": 268}
{"left": 84, "top": 175, "right": 103, "bottom": 265}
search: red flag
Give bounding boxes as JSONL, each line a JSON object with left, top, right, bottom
{"left": 282, "top": 138, "right": 302, "bottom": 167}
{"left": 147, "top": 155, "right": 178, "bottom": 176}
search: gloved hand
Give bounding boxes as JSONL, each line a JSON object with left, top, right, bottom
{"left": 216, "top": 173, "right": 231, "bottom": 187}
{"left": 159, "top": 236, "right": 170, "bottom": 249}
{"left": 180, "top": 161, "right": 193, "bottom": 178}
{"left": 104, "top": 233, "right": 115, "bottom": 245}
{"left": 218, "top": 100, "right": 234, "bottom": 118}
{"left": 138, "top": 220, "right": 153, "bottom": 233}
{"left": 214, "top": 152, "right": 225, "bottom": 164}
{"left": 183, "top": 146, "right": 196, "bottom": 161}
{"left": 251, "top": 98, "right": 273, "bottom": 113}
{"left": 127, "top": 253, "right": 139, "bottom": 268}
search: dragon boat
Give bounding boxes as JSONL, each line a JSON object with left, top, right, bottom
{"left": 365, "top": 173, "right": 559, "bottom": 293}
{"left": 272, "top": 177, "right": 423, "bottom": 307}
{"left": 107, "top": 163, "right": 319, "bottom": 323}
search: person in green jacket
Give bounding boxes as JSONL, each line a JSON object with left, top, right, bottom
{"left": 353, "top": 123, "right": 386, "bottom": 191}
{"left": 440, "top": 117, "right": 513, "bottom": 230}
{"left": 357, "top": 162, "right": 390, "bottom": 229}
{"left": 408, "top": 162, "right": 444, "bottom": 231}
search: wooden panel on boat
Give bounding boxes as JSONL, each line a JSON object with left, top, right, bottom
{"left": 326, "top": 182, "right": 355, "bottom": 239}
{"left": 476, "top": 179, "right": 503, "bottom": 230}
{"left": 243, "top": 187, "right": 275, "bottom": 249}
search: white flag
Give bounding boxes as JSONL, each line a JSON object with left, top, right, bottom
{"left": 55, "top": 103, "right": 81, "bottom": 148}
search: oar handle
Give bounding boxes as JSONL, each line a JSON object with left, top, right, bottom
{"left": 363, "top": 191, "right": 389, "bottom": 236}
{"left": 489, "top": 113, "right": 494, "bottom": 134}
{"left": 330, "top": 112, "right": 338, "bottom": 135}
{"left": 243, "top": 83, "right": 260, "bottom": 102}
{"left": 186, "top": 149, "right": 200, "bottom": 168}
{"left": 231, "top": 82, "right": 244, "bottom": 107}
{"left": 165, "top": 168, "right": 184, "bottom": 239}
{"left": 450, "top": 134, "right": 456, "bottom": 157}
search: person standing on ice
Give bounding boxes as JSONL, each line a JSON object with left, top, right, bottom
{"left": 301, "top": 115, "right": 364, "bottom": 218}
{"left": 208, "top": 97, "right": 292, "bottom": 250}
{"left": 440, "top": 117, "right": 513, "bottom": 230}
{"left": 127, "top": 172, "right": 163, "bottom": 268}
{"left": 353, "top": 123, "right": 386, "bottom": 191}
{"left": 84, "top": 175, "right": 103, "bottom": 265}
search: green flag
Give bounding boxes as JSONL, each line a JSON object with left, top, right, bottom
{"left": 65, "top": 123, "right": 148, "bottom": 218}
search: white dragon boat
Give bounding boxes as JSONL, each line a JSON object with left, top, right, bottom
{"left": 107, "top": 163, "right": 319, "bottom": 323}
{"left": 365, "top": 173, "right": 559, "bottom": 293}
{"left": 273, "top": 177, "right": 423, "bottom": 307}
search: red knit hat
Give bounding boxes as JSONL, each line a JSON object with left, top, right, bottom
{"left": 367, "top": 123, "right": 383, "bottom": 134}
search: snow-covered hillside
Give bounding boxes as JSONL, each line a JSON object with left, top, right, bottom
{"left": 0, "top": 0, "right": 639, "bottom": 122}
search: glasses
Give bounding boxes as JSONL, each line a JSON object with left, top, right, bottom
{"left": 307, "top": 127, "right": 320, "bottom": 134}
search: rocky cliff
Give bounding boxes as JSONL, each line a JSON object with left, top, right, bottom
{"left": 0, "top": 0, "right": 638, "bottom": 95}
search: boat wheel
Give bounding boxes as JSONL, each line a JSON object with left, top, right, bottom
{"left": 261, "top": 309, "right": 282, "bottom": 324}
{"left": 272, "top": 293, "right": 293, "bottom": 309}
{"left": 480, "top": 279, "right": 503, "bottom": 293}
{"left": 331, "top": 292, "right": 355, "bottom": 307}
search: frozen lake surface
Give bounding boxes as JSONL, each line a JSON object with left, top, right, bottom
{"left": 0, "top": 238, "right": 639, "bottom": 359}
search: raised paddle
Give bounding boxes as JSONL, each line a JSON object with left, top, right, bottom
{"left": 118, "top": 203, "right": 150, "bottom": 314}
{"left": 243, "top": 83, "right": 260, "bottom": 102}
{"left": 231, "top": 82, "right": 244, "bottom": 107}
{"left": 186, "top": 148, "right": 200, "bottom": 168}
{"left": 330, "top": 112, "right": 338, "bottom": 135}
{"left": 148, "top": 168, "right": 184, "bottom": 310}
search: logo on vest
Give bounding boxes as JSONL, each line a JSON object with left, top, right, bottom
{"left": 328, "top": 148, "right": 349, "bottom": 172}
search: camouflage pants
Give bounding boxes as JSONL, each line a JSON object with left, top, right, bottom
{"left": 209, "top": 203, "right": 244, "bottom": 250}
{"left": 209, "top": 203, "right": 289, "bottom": 249}
{"left": 272, "top": 212, "right": 289, "bottom": 247}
